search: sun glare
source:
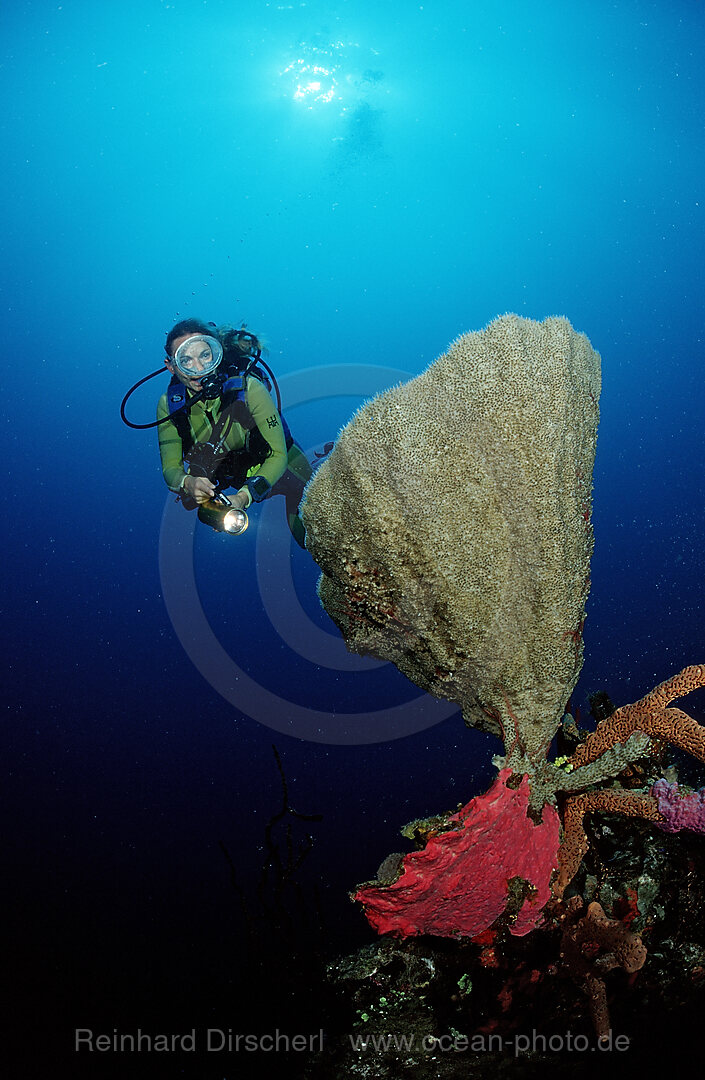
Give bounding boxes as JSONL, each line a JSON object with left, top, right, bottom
{"left": 279, "top": 41, "right": 351, "bottom": 107}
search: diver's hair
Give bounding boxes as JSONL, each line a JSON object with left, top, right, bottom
{"left": 165, "top": 318, "right": 219, "bottom": 357}
{"left": 217, "top": 323, "right": 265, "bottom": 369}
{"left": 164, "top": 319, "right": 264, "bottom": 362}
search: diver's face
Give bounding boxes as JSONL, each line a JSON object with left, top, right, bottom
{"left": 165, "top": 334, "right": 211, "bottom": 390}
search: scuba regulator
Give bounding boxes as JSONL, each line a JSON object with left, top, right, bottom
{"left": 120, "top": 328, "right": 281, "bottom": 430}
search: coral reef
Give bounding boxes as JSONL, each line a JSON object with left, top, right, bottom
{"left": 351, "top": 667, "right": 705, "bottom": 1039}
{"left": 302, "top": 313, "right": 601, "bottom": 760}
{"left": 309, "top": 804, "right": 705, "bottom": 1080}
{"left": 300, "top": 314, "right": 705, "bottom": 1052}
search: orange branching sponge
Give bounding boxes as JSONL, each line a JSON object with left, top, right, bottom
{"left": 569, "top": 665, "right": 705, "bottom": 770}
{"left": 553, "top": 664, "right": 705, "bottom": 898}
{"left": 559, "top": 898, "right": 647, "bottom": 1042}
{"left": 554, "top": 790, "right": 662, "bottom": 899}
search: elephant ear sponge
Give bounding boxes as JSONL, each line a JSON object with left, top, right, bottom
{"left": 301, "top": 314, "right": 601, "bottom": 759}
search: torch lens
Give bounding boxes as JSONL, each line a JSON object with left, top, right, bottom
{"left": 223, "top": 509, "right": 248, "bottom": 535}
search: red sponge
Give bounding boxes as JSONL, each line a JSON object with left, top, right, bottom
{"left": 354, "top": 769, "right": 560, "bottom": 939}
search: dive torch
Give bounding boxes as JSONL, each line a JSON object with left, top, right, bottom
{"left": 197, "top": 493, "right": 249, "bottom": 536}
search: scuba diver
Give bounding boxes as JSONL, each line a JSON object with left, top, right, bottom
{"left": 121, "top": 318, "right": 320, "bottom": 548}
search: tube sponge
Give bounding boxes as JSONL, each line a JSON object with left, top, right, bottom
{"left": 301, "top": 314, "right": 601, "bottom": 759}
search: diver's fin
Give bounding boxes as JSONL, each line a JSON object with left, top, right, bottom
{"left": 310, "top": 441, "right": 334, "bottom": 468}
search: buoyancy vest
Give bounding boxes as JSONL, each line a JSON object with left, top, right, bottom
{"left": 166, "top": 367, "right": 293, "bottom": 464}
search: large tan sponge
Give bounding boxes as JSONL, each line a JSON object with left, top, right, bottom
{"left": 301, "top": 314, "right": 601, "bottom": 758}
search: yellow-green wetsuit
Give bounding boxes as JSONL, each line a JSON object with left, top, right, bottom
{"left": 157, "top": 376, "right": 311, "bottom": 545}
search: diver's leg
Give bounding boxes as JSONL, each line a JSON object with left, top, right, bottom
{"left": 260, "top": 440, "right": 332, "bottom": 549}
{"left": 286, "top": 441, "right": 314, "bottom": 484}
{"left": 269, "top": 466, "right": 308, "bottom": 549}
{"left": 288, "top": 512, "right": 307, "bottom": 549}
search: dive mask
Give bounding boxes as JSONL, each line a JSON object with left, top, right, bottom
{"left": 173, "top": 334, "right": 223, "bottom": 382}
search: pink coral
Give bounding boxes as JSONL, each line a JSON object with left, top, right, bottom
{"left": 354, "top": 769, "right": 560, "bottom": 939}
{"left": 651, "top": 779, "right": 705, "bottom": 835}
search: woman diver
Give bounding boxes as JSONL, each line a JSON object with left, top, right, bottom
{"left": 156, "top": 318, "right": 313, "bottom": 547}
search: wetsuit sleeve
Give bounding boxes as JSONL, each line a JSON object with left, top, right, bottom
{"left": 244, "top": 376, "right": 288, "bottom": 489}
{"left": 156, "top": 393, "right": 188, "bottom": 492}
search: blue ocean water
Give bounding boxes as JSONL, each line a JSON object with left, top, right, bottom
{"left": 2, "top": 0, "right": 704, "bottom": 1073}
